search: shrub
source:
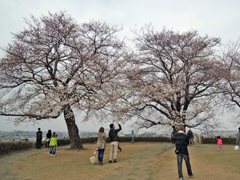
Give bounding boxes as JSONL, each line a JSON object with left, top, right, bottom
{"left": 0, "top": 141, "right": 33, "bottom": 155}
{"left": 202, "top": 137, "right": 237, "bottom": 144}
{"left": 0, "top": 136, "right": 171, "bottom": 155}
{"left": 81, "top": 136, "right": 171, "bottom": 143}
{"left": 42, "top": 138, "right": 71, "bottom": 147}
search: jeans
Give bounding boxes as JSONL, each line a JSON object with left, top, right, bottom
{"left": 177, "top": 153, "right": 193, "bottom": 178}
{"left": 98, "top": 149, "right": 105, "bottom": 162}
{"left": 50, "top": 146, "right": 56, "bottom": 155}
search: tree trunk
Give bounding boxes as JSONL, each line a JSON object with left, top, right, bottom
{"left": 63, "top": 104, "right": 84, "bottom": 149}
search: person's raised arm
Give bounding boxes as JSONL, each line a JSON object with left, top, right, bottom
{"left": 115, "top": 122, "right": 122, "bottom": 132}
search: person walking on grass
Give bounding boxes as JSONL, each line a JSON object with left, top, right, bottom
{"left": 175, "top": 125, "right": 194, "bottom": 180}
{"left": 171, "top": 131, "right": 175, "bottom": 144}
{"left": 50, "top": 133, "right": 58, "bottom": 157}
{"left": 108, "top": 122, "right": 122, "bottom": 163}
{"left": 97, "top": 127, "right": 107, "bottom": 165}
{"left": 36, "top": 128, "right": 42, "bottom": 149}
{"left": 131, "top": 130, "right": 135, "bottom": 144}
{"left": 46, "top": 129, "right": 52, "bottom": 149}
{"left": 217, "top": 136, "right": 223, "bottom": 152}
{"left": 236, "top": 127, "right": 240, "bottom": 147}
{"left": 187, "top": 130, "right": 194, "bottom": 145}
{"left": 117, "top": 136, "right": 122, "bottom": 152}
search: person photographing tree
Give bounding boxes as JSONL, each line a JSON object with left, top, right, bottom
{"left": 108, "top": 122, "right": 122, "bottom": 163}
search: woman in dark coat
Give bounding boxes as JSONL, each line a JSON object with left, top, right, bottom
{"left": 46, "top": 129, "right": 52, "bottom": 149}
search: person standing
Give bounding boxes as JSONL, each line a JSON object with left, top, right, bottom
{"left": 46, "top": 129, "right": 52, "bottom": 149}
{"left": 96, "top": 127, "right": 107, "bottom": 165}
{"left": 236, "top": 127, "right": 240, "bottom": 146}
{"left": 108, "top": 122, "right": 122, "bottom": 163}
{"left": 187, "top": 130, "right": 194, "bottom": 145}
{"left": 50, "top": 133, "right": 58, "bottom": 157}
{"left": 175, "top": 125, "right": 194, "bottom": 180}
{"left": 217, "top": 136, "right": 223, "bottom": 152}
{"left": 171, "top": 131, "right": 175, "bottom": 144}
{"left": 131, "top": 130, "right": 135, "bottom": 144}
{"left": 117, "top": 136, "right": 122, "bottom": 152}
{"left": 36, "top": 128, "right": 42, "bottom": 149}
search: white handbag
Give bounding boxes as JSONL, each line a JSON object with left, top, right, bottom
{"left": 234, "top": 145, "right": 239, "bottom": 150}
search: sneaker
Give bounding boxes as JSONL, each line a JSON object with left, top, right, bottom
{"left": 53, "top": 155, "right": 55, "bottom": 157}
{"left": 50, "top": 154, "right": 52, "bottom": 156}
{"left": 179, "top": 177, "right": 183, "bottom": 180}
{"left": 108, "top": 160, "right": 112, "bottom": 163}
{"left": 114, "top": 159, "right": 117, "bottom": 163}
{"left": 188, "top": 173, "right": 194, "bottom": 177}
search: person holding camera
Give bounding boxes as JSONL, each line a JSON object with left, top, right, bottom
{"left": 108, "top": 122, "right": 122, "bottom": 163}
{"left": 175, "top": 125, "right": 194, "bottom": 180}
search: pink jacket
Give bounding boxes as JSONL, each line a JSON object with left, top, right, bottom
{"left": 217, "top": 139, "right": 223, "bottom": 145}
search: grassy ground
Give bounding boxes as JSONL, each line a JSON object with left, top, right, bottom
{"left": 0, "top": 142, "right": 240, "bottom": 180}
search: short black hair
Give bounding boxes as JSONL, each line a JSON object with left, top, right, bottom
{"left": 110, "top": 123, "right": 114, "bottom": 128}
{"left": 99, "top": 127, "right": 104, "bottom": 132}
{"left": 38, "top": 128, "right": 41, "bottom": 130}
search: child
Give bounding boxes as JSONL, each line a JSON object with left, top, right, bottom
{"left": 217, "top": 136, "right": 223, "bottom": 152}
{"left": 50, "top": 133, "right": 58, "bottom": 157}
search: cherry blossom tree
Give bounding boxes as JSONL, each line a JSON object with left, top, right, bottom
{"left": 118, "top": 26, "right": 222, "bottom": 133}
{"left": 0, "top": 12, "right": 129, "bottom": 149}
{"left": 218, "top": 39, "right": 240, "bottom": 124}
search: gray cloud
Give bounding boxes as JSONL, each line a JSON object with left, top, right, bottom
{"left": 0, "top": 0, "right": 239, "bottom": 131}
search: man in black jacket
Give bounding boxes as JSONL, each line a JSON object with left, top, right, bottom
{"left": 175, "top": 125, "right": 194, "bottom": 180}
{"left": 36, "top": 128, "right": 42, "bottom": 149}
{"left": 108, "top": 122, "right": 122, "bottom": 163}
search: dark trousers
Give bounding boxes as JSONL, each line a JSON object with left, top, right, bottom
{"left": 177, "top": 153, "right": 193, "bottom": 178}
{"left": 50, "top": 146, "right": 56, "bottom": 155}
{"left": 98, "top": 149, "right": 105, "bottom": 162}
{"left": 47, "top": 140, "right": 50, "bottom": 148}
{"left": 118, "top": 142, "right": 122, "bottom": 151}
{"left": 172, "top": 138, "right": 175, "bottom": 144}
{"left": 36, "top": 140, "right": 42, "bottom": 149}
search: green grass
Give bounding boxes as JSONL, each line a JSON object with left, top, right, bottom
{"left": 1, "top": 143, "right": 240, "bottom": 180}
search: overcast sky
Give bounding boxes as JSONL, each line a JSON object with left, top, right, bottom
{"left": 0, "top": 0, "right": 240, "bottom": 132}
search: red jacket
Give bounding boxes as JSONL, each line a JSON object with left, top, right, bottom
{"left": 217, "top": 139, "right": 223, "bottom": 145}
